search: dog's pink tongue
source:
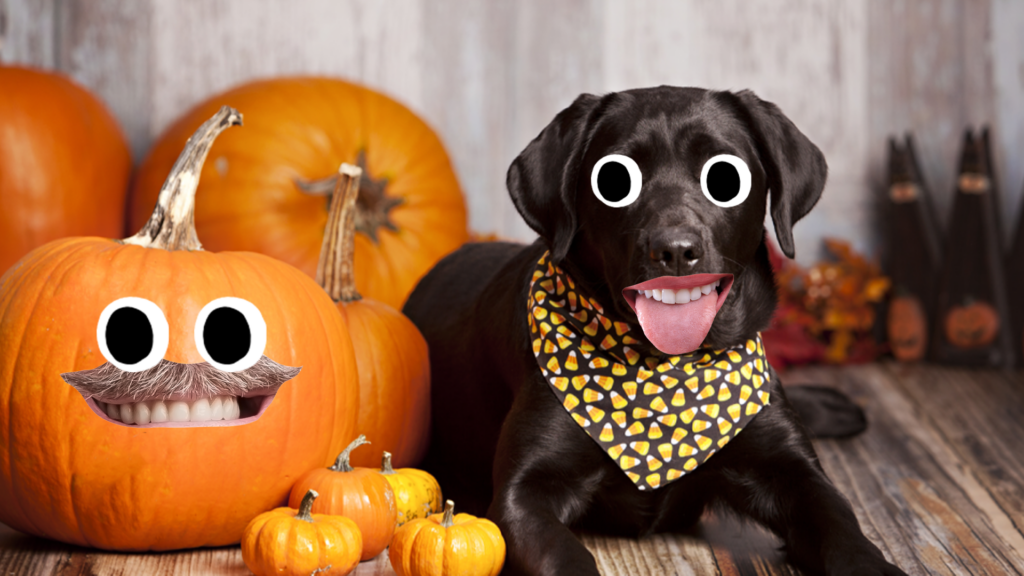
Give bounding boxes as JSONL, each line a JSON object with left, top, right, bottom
{"left": 634, "top": 294, "right": 718, "bottom": 354}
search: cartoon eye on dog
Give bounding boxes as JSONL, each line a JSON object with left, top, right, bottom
{"left": 701, "top": 154, "right": 752, "bottom": 207}
{"left": 591, "top": 154, "right": 643, "bottom": 207}
{"left": 591, "top": 153, "right": 752, "bottom": 208}
{"left": 62, "top": 297, "right": 298, "bottom": 428}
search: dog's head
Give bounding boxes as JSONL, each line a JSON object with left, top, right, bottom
{"left": 508, "top": 87, "right": 826, "bottom": 353}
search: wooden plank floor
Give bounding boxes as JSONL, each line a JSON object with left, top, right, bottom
{"left": 2, "top": 362, "right": 1023, "bottom": 575}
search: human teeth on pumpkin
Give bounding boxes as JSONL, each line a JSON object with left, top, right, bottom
{"left": 97, "top": 395, "right": 246, "bottom": 424}
{"left": 639, "top": 281, "right": 720, "bottom": 305}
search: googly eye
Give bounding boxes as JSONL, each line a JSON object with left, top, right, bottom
{"left": 700, "top": 154, "right": 752, "bottom": 208}
{"left": 591, "top": 154, "right": 642, "bottom": 207}
{"left": 97, "top": 297, "right": 170, "bottom": 372}
{"left": 194, "top": 297, "right": 267, "bottom": 372}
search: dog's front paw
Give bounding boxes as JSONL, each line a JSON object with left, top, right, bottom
{"left": 786, "top": 385, "right": 867, "bottom": 438}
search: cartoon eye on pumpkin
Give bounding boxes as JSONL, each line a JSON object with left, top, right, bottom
{"left": 97, "top": 297, "right": 170, "bottom": 372}
{"left": 591, "top": 154, "right": 642, "bottom": 207}
{"left": 194, "top": 297, "right": 268, "bottom": 372}
{"left": 700, "top": 154, "right": 751, "bottom": 207}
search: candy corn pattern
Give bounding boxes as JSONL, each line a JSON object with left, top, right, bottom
{"left": 528, "top": 251, "right": 770, "bottom": 491}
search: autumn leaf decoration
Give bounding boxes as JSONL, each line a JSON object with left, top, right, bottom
{"left": 764, "top": 238, "right": 891, "bottom": 367}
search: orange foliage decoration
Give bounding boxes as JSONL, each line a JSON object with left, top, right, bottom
{"left": 764, "top": 238, "right": 890, "bottom": 368}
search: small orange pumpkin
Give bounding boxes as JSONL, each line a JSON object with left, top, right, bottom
{"left": 389, "top": 500, "right": 506, "bottom": 576}
{"left": 242, "top": 489, "right": 362, "bottom": 576}
{"left": 945, "top": 299, "right": 999, "bottom": 349}
{"left": 316, "top": 166, "right": 430, "bottom": 468}
{"left": 0, "top": 65, "right": 131, "bottom": 275}
{"left": 289, "top": 435, "right": 397, "bottom": 561}
{"left": 888, "top": 295, "right": 927, "bottom": 361}
{"left": 379, "top": 451, "right": 442, "bottom": 526}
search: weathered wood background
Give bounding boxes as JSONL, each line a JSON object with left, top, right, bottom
{"left": 3, "top": 0, "right": 1023, "bottom": 263}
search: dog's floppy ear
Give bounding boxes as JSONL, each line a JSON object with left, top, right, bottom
{"left": 508, "top": 93, "right": 603, "bottom": 262}
{"left": 731, "top": 90, "right": 827, "bottom": 259}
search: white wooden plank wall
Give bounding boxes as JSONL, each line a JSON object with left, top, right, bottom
{"left": 2, "top": 0, "right": 1023, "bottom": 263}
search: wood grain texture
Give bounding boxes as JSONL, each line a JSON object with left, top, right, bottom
{"left": 0, "top": 0, "right": 59, "bottom": 68}
{"left": 5, "top": 363, "right": 1024, "bottom": 575}
{"left": 4, "top": 0, "right": 1024, "bottom": 264}
{"left": 991, "top": 0, "right": 1024, "bottom": 238}
{"left": 866, "top": 0, "right": 1005, "bottom": 244}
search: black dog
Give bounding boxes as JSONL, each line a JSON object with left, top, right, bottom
{"left": 404, "top": 87, "right": 905, "bottom": 576}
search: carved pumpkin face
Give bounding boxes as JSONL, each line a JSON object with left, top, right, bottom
{"left": 888, "top": 296, "right": 927, "bottom": 361}
{"left": 945, "top": 300, "right": 999, "bottom": 349}
{"left": 0, "top": 108, "right": 359, "bottom": 551}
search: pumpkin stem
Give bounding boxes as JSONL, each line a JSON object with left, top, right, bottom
{"left": 330, "top": 434, "right": 370, "bottom": 473}
{"left": 441, "top": 500, "right": 455, "bottom": 528}
{"left": 316, "top": 163, "right": 363, "bottom": 303}
{"left": 381, "top": 451, "right": 396, "bottom": 475}
{"left": 296, "top": 151, "right": 403, "bottom": 245}
{"left": 296, "top": 489, "right": 319, "bottom": 523}
{"left": 124, "top": 106, "right": 242, "bottom": 251}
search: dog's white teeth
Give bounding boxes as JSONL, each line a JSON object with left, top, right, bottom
{"left": 676, "top": 288, "right": 691, "bottom": 303}
{"left": 642, "top": 281, "right": 721, "bottom": 305}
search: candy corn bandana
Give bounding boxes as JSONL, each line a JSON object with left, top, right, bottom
{"left": 528, "top": 252, "right": 771, "bottom": 491}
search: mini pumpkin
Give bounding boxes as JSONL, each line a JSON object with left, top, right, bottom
{"left": 289, "top": 435, "right": 397, "bottom": 561}
{"left": 130, "top": 77, "right": 468, "bottom": 309}
{"left": 945, "top": 299, "right": 999, "bottom": 349}
{"left": 316, "top": 166, "right": 430, "bottom": 468}
{"left": 242, "top": 489, "right": 362, "bottom": 576}
{"left": 379, "top": 451, "right": 442, "bottom": 526}
{"left": 0, "top": 65, "right": 131, "bottom": 276}
{"left": 888, "top": 295, "right": 927, "bottom": 361}
{"left": 0, "top": 107, "right": 359, "bottom": 550}
{"left": 389, "top": 500, "right": 506, "bottom": 576}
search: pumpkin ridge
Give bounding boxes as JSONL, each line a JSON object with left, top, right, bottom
{"left": 378, "top": 307, "right": 428, "bottom": 459}
{"left": 1, "top": 241, "right": 101, "bottom": 541}
{"left": 292, "top": 260, "right": 357, "bottom": 457}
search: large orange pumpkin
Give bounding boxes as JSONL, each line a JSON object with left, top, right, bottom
{"left": 316, "top": 165, "right": 430, "bottom": 468}
{"left": 0, "top": 65, "right": 131, "bottom": 276}
{"left": 0, "top": 107, "right": 359, "bottom": 550}
{"left": 130, "top": 77, "right": 468, "bottom": 309}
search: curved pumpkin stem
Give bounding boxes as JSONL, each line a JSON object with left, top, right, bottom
{"left": 124, "top": 106, "right": 242, "bottom": 251}
{"left": 316, "top": 163, "right": 363, "bottom": 303}
{"left": 296, "top": 489, "right": 319, "bottom": 523}
{"left": 440, "top": 500, "right": 455, "bottom": 528}
{"left": 380, "top": 451, "right": 396, "bottom": 475}
{"left": 330, "top": 434, "right": 370, "bottom": 473}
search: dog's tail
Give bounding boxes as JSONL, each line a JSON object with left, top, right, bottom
{"left": 785, "top": 386, "right": 867, "bottom": 438}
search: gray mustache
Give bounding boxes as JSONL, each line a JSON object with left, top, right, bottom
{"left": 61, "top": 356, "right": 301, "bottom": 403}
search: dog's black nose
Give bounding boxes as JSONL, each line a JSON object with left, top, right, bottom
{"left": 649, "top": 230, "right": 703, "bottom": 273}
